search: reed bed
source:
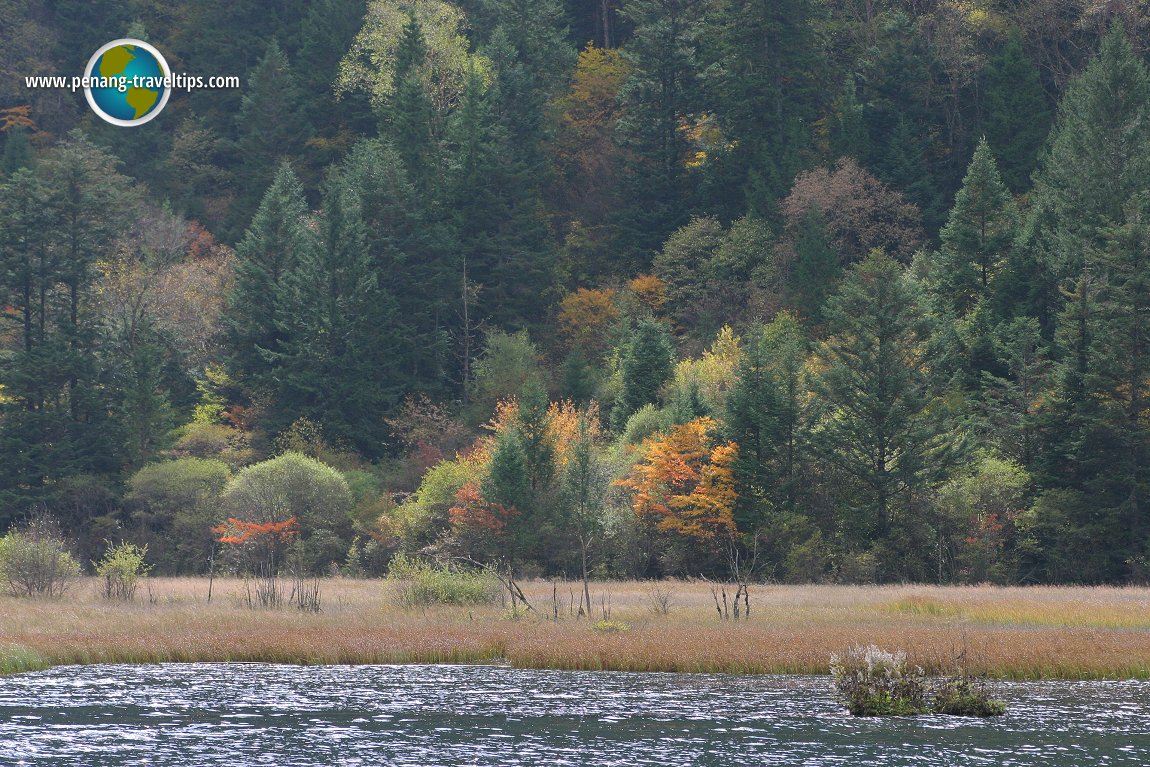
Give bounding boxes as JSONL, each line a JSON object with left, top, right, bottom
{"left": 2, "top": 578, "right": 1149, "bottom": 679}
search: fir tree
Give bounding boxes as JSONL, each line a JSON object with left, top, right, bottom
{"left": 711, "top": 0, "right": 823, "bottom": 215}
{"left": 1, "top": 128, "right": 34, "bottom": 176}
{"left": 789, "top": 206, "right": 839, "bottom": 327}
{"left": 516, "top": 379, "right": 556, "bottom": 494}
{"left": 272, "top": 171, "right": 400, "bottom": 455}
{"left": 811, "top": 252, "right": 957, "bottom": 570}
{"left": 385, "top": 12, "right": 437, "bottom": 196}
{"left": 0, "top": 134, "right": 133, "bottom": 515}
{"left": 614, "top": 317, "right": 675, "bottom": 429}
{"left": 937, "top": 138, "right": 1017, "bottom": 317}
{"left": 725, "top": 313, "right": 807, "bottom": 531}
{"left": 1028, "top": 26, "right": 1150, "bottom": 561}
{"left": 828, "top": 75, "right": 869, "bottom": 163}
{"left": 224, "top": 161, "right": 314, "bottom": 388}
{"left": 235, "top": 41, "right": 308, "bottom": 234}
{"left": 483, "top": 427, "right": 533, "bottom": 561}
{"left": 1032, "top": 23, "right": 1150, "bottom": 278}
{"left": 981, "top": 34, "right": 1051, "bottom": 193}
{"left": 341, "top": 139, "right": 450, "bottom": 395}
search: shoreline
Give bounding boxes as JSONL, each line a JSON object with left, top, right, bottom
{"left": 5, "top": 578, "right": 1150, "bottom": 680}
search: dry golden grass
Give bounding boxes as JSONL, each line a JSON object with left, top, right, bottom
{"left": 3, "top": 578, "right": 1150, "bottom": 679}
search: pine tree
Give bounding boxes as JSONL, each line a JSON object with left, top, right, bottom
{"left": 725, "top": 313, "right": 807, "bottom": 532}
{"left": 789, "top": 206, "right": 839, "bottom": 327}
{"left": 878, "top": 115, "right": 943, "bottom": 236}
{"left": 937, "top": 138, "right": 1017, "bottom": 317}
{"left": 271, "top": 171, "right": 400, "bottom": 455}
{"left": 235, "top": 41, "right": 308, "bottom": 234}
{"left": 811, "top": 252, "right": 957, "bottom": 568}
{"left": 1089, "top": 195, "right": 1150, "bottom": 551}
{"left": 224, "top": 161, "right": 314, "bottom": 388}
{"left": 981, "top": 34, "right": 1052, "bottom": 193}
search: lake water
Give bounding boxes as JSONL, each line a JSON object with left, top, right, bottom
{"left": 0, "top": 664, "right": 1147, "bottom": 765}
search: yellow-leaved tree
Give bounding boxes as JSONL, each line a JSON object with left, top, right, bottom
{"left": 618, "top": 417, "right": 739, "bottom": 573}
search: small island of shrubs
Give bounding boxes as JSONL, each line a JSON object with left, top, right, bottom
{"left": 831, "top": 645, "right": 1006, "bottom": 717}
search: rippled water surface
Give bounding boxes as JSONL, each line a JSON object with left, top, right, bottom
{"left": 1, "top": 664, "right": 1148, "bottom": 765}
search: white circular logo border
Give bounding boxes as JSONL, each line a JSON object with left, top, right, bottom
{"left": 83, "top": 38, "right": 171, "bottom": 127}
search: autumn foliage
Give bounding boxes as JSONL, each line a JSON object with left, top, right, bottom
{"left": 212, "top": 516, "right": 299, "bottom": 545}
{"left": 619, "top": 417, "right": 739, "bottom": 543}
{"left": 781, "top": 157, "right": 923, "bottom": 263}
{"left": 448, "top": 482, "right": 514, "bottom": 533}
{"left": 558, "top": 287, "right": 618, "bottom": 356}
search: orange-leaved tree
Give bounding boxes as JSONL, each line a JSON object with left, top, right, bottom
{"left": 618, "top": 417, "right": 739, "bottom": 570}
{"left": 212, "top": 516, "right": 299, "bottom": 607}
{"left": 447, "top": 481, "right": 518, "bottom": 561}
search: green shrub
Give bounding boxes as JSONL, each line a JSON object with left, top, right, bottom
{"left": 386, "top": 553, "right": 500, "bottom": 606}
{"left": 95, "top": 542, "right": 152, "bottom": 601}
{"left": 830, "top": 645, "right": 929, "bottom": 716}
{"left": 222, "top": 452, "right": 354, "bottom": 574}
{"left": 0, "top": 517, "right": 82, "bottom": 598}
{"left": 931, "top": 676, "right": 1006, "bottom": 717}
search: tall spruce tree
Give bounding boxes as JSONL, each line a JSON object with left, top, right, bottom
{"left": 1028, "top": 26, "right": 1150, "bottom": 565}
{"left": 482, "top": 427, "right": 534, "bottom": 563}
{"left": 710, "top": 0, "right": 823, "bottom": 216}
{"left": 270, "top": 172, "right": 400, "bottom": 455}
{"left": 615, "top": 0, "right": 707, "bottom": 258}
{"left": 342, "top": 139, "right": 451, "bottom": 395}
{"left": 447, "top": 67, "right": 550, "bottom": 333}
{"left": 789, "top": 206, "right": 839, "bottom": 327}
{"left": 385, "top": 12, "right": 438, "bottom": 198}
{"left": 1032, "top": 24, "right": 1150, "bottom": 282}
{"left": 224, "top": 161, "right": 313, "bottom": 388}
{"left": 981, "top": 34, "right": 1052, "bottom": 193}
{"left": 725, "top": 313, "right": 807, "bottom": 532}
{"left": 936, "top": 138, "right": 1017, "bottom": 317}
{"left": 235, "top": 41, "right": 307, "bottom": 236}
{"left": 811, "top": 252, "right": 957, "bottom": 576}
{"left": 516, "top": 379, "right": 556, "bottom": 494}
{"left": 0, "top": 134, "right": 133, "bottom": 517}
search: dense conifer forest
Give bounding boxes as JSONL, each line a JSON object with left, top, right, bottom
{"left": 3, "top": 0, "right": 1150, "bottom": 584}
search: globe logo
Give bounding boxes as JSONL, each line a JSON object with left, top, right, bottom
{"left": 83, "top": 39, "right": 171, "bottom": 126}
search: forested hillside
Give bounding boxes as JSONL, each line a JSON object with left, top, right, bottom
{"left": 3, "top": 0, "right": 1150, "bottom": 584}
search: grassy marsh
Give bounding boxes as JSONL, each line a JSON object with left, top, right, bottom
{"left": 3, "top": 578, "right": 1150, "bottom": 679}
